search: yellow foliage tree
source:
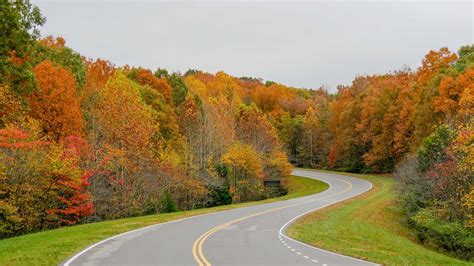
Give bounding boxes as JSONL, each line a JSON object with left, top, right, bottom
{"left": 221, "top": 143, "right": 264, "bottom": 202}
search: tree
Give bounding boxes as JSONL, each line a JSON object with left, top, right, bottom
{"left": 434, "top": 68, "right": 474, "bottom": 123}
{"left": 0, "top": 0, "right": 45, "bottom": 95}
{"left": 263, "top": 150, "right": 291, "bottom": 183}
{"left": 221, "top": 143, "right": 264, "bottom": 202}
{"left": 357, "top": 72, "right": 412, "bottom": 172}
{"left": 80, "top": 59, "right": 115, "bottom": 137}
{"left": 277, "top": 112, "right": 303, "bottom": 164}
{"left": 327, "top": 79, "right": 367, "bottom": 172}
{"left": 181, "top": 74, "right": 238, "bottom": 181}
{"left": 30, "top": 60, "right": 84, "bottom": 141}
{"left": 32, "top": 36, "right": 86, "bottom": 88}
{"left": 155, "top": 70, "right": 188, "bottom": 107}
{"left": 416, "top": 48, "right": 457, "bottom": 84}
{"left": 300, "top": 105, "right": 330, "bottom": 168}
{"left": 410, "top": 48, "right": 458, "bottom": 148}
{"left": 128, "top": 67, "right": 172, "bottom": 103}
{"left": 86, "top": 71, "right": 158, "bottom": 219}
{"left": 236, "top": 104, "right": 279, "bottom": 154}
{"left": 95, "top": 71, "right": 156, "bottom": 155}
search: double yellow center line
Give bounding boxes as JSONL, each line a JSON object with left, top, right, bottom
{"left": 192, "top": 175, "right": 353, "bottom": 266}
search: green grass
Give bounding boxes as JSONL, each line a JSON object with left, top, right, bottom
{"left": 288, "top": 169, "right": 472, "bottom": 266}
{"left": 0, "top": 175, "right": 328, "bottom": 266}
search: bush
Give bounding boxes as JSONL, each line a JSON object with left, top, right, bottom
{"left": 412, "top": 209, "right": 474, "bottom": 260}
{"left": 158, "top": 192, "right": 179, "bottom": 213}
{"left": 207, "top": 183, "right": 232, "bottom": 207}
{"left": 265, "top": 186, "right": 288, "bottom": 198}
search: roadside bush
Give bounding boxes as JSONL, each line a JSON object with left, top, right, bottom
{"left": 412, "top": 209, "right": 474, "bottom": 260}
{"left": 265, "top": 186, "right": 288, "bottom": 198}
{"left": 158, "top": 192, "right": 179, "bottom": 213}
{"left": 207, "top": 183, "right": 232, "bottom": 207}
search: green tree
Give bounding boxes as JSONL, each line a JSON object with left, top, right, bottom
{"left": 1, "top": 0, "right": 45, "bottom": 95}
{"left": 277, "top": 112, "right": 303, "bottom": 164}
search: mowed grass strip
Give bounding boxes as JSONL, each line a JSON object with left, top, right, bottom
{"left": 288, "top": 170, "right": 471, "bottom": 265}
{"left": 0, "top": 175, "right": 328, "bottom": 266}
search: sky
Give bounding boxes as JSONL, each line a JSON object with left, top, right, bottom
{"left": 33, "top": 1, "right": 473, "bottom": 91}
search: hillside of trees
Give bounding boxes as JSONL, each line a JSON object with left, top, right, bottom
{"left": 1, "top": 1, "right": 472, "bottom": 259}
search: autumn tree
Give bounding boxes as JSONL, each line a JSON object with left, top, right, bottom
{"left": 182, "top": 74, "right": 237, "bottom": 181}
{"left": 357, "top": 72, "right": 412, "bottom": 172}
{"left": 300, "top": 104, "right": 330, "bottom": 168}
{"left": 154, "top": 69, "right": 189, "bottom": 107}
{"left": 236, "top": 104, "right": 279, "bottom": 154}
{"left": 409, "top": 48, "right": 458, "bottom": 148}
{"left": 128, "top": 67, "right": 172, "bottom": 103}
{"left": 327, "top": 79, "right": 367, "bottom": 172}
{"left": 32, "top": 36, "right": 86, "bottom": 88}
{"left": 30, "top": 60, "right": 84, "bottom": 141}
{"left": 263, "top": 150, "right": 292, "bottom": 187}
{"left": 81, "top": 59, "right": 115, "bottom": 129}
{"left": 221, "top": 143, "right": 264, "bottom": 202}
{"left": 86, "top": 71, "right": 158, "bottom": 219}
{"left": 434, "top": 68, "right": 474, "bottom": 124}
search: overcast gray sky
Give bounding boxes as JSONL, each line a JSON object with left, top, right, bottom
{"left": 34, "top": 1, "right": 473, "bottom": 91}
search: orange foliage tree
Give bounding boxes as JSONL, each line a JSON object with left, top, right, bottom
{"left": 30, "top": 60, "right": 84, "bottom": 141}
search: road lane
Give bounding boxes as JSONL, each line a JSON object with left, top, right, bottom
{"left": 64, "top": 169, "right": 376, "bottom": 266}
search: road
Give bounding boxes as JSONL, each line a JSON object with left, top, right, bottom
{"left": 63, "top": 169, "right": 376, "bottom": 266}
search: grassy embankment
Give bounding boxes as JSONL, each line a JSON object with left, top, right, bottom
{"left": 288, "top": 169, "right": 471, "bottom": 265}
{"left": 0, "top": 175, "right": 328, "bottom": 266}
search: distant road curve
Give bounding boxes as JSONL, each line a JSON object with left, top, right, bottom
{"left": 63, "top": 169, "right": 376, "bottom": 266}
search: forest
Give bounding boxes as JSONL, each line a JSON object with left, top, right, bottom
{"left": 1, "top": 0, "right": 472, "bottom": 259}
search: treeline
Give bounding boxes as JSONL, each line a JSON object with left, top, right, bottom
{"left": 0, "top": 1, "right": 472, "bottom": 258}
{"left": 271, "top": 48, "right": 472, "bottom": 173}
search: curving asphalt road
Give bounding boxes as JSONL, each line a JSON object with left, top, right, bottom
{"left": 63, "top": 169, "right": 376, "bottom": 266}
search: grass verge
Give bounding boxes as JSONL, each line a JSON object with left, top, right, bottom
{"left": 288, "top": 169, "right": 471, "bottom": 265}
{"left": 0, "top": 175, "right": 328, "bottom": 266}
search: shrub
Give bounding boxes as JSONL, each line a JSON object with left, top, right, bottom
{"left": 208, "top": 183, "right": 232, "bottom": 207}
{"left": 159, "top": 192, "right": 179, "bottom": 213}
{"left": 412, "top": 209, "right": 474, "bottom": 260}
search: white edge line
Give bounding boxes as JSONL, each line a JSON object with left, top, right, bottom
{"left": 278, "top": 169, "right": 380, "bottom": 266}
{"left": 62, "top": 169, "right": 333, "bottom": 265}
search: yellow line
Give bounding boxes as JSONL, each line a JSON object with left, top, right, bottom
{"left": 192, "top": 234, "right": 205, "bottom": 266}
{"left": 192, "top": 175, "right": 353, "bottom": 266}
